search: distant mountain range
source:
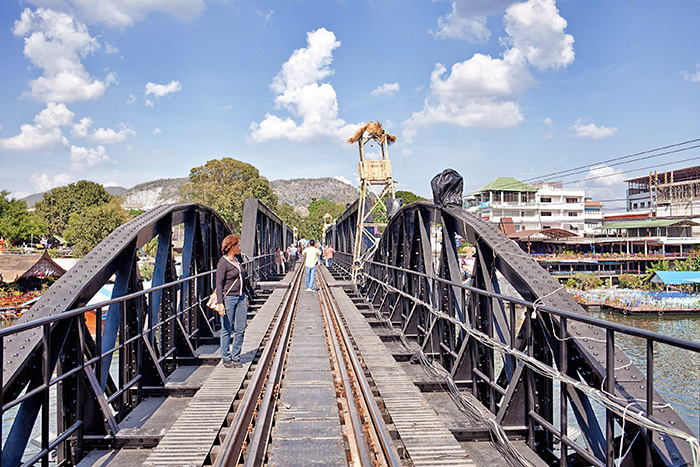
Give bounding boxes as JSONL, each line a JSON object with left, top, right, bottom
{"left": 270, "top": 178, "right": 358, "bottom": 214}
{"left": 119, "top": 178, "right": 189, "bottom": 210}
{"left": 22, "top": 177, "right": 358, "bottom": 213}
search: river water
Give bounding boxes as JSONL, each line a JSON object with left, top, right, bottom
{"left": 591, "top": 309, "right": 700, "bottom": 437}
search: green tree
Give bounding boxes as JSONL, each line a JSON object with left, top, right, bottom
{"left": 180, "top": 158, "right": 278, "bottom": 230}
{"left": 140, "top": 263, "right": 154, "bottom": 281}
{"left": 618, "top": 273, "right": 643, "bottom": 289}
{"left": 394, "top": 190, "right": 427, "bottom": 205}
{"left": 35, "top": 181, "right": 114, "bottom": 236}
{"left": 64, "top": 198, "right": 129, "bottom": 256}
{"left": 299, "top": 199, "right": 346, "bottom": 240}
{"left": 569, "top": 273, "right": 602, "bottom": 291}
{"left": 274, "top": 203, "right": 302, "bottom": 230}
{"left": 0, "top": 191, "right": 47, "bottom": 244}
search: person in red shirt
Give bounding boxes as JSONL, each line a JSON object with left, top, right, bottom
{"left": 324, "top": 244, "right": 335, "bottom": 267}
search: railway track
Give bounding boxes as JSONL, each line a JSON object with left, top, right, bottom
{"left": 208, "top": 266, "right": 406, "bottom": 466}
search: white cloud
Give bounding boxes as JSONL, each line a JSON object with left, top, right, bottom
{"left": 152, "top": 127, "right": 161, "bottom": 135}
{"left": 104, "top": 42, "right": 119, "bottom": 54}
{"left": 256, "top": 9, "right": 274, "bottom": 25}
{"left": 13, "top": 8, "right": 114, "bottom": 103}
{"left": 30, "top": 172, "right": 71, "bottom": 192}
{"left": 433, "top": 1, "right": 515, "bottom": 43}
{"left": 26, "top": 0, "right": 206, "bottom": 28}
{"left": 404, "top": 0, "right": 573, "bottom": 139}
{"left": 403, "top": 50, "right": 531, "bottom": 138}
{"left": 145, "top": 80, "right": 182, "bottom": 98}
{"left": 570, "top": 118, "right": 618, "bottom": 139}
{"left": 0, "top": 102, "right": 74, "bottom": 152}
{"left": 71, "top": 116, "right": 92, "bottom": 138}
{"left": 250, "top": 28, "right": 354, "bottom": 143}
{"left": 126, "top": 94, "right": 137, "bottom": 104}
{"left": 70, "top": 145, "right": 109, "bottom": 170}
{"left": 90, "top": 124, "right": 134, "bottom": 144}
{"left": 504, "top": 0, "right": 574, "bottom": 71}
{"left": 144, "top": 80, "right": 181, "bottom": 106}
{"left": 35, "top": 101, "right": 75, "bottom": 127}
{"left": 541, "top": 117, "right": 554, "bottom": 139}
{"left": 334, "top": 175, "right": 354, "bottom": 187}
{"left": 585, "top": 165, "right": 625, "bottom": 186}
{"left": 371, "top": 82, "right": 400, "bottom": 96}
{"left": 681, "top": 66, "right": 700, "bottom": 82}
{"left": 72, "top": 118, "right": 134, "bottom": 143}
{"left": 581, "top": 164, "right": 626, "bottom": 207}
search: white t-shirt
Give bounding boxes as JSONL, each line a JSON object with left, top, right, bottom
{"left": 303, "top": 246, "right": 321, "bottom": 267}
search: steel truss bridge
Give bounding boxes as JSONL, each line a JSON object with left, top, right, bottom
{"left": 2, "top": 176, "right": 699, "bottom": 466}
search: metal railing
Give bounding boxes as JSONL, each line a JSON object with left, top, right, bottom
{"left": 336, "top": 254, "right": 700, "bottom": 467}
{"left": 330, "top": 187, "right": 700, "bottom": 467}
{"left": 0, "top": 253, "right": 275, "bottom": 466}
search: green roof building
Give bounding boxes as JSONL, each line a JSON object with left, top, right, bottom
{"left": 466, "top": 177, "right": 592, "bottom": 235}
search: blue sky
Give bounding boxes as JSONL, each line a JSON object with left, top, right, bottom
{"left": 1, "top": 0, "right": 700, "bottom": 210}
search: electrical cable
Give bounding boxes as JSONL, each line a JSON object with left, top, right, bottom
{"left": 521, "top": 138, "right": 700, "bottom": 183}
{"left": 358, "top": 271, "right": 700, "bottom": 467}
{"left": 360, "top": 268, "right": 533, "bottom": 467}
{"left": 527, "top": 142, "right": 700, "bottom": 183}
{"left": 465, "top": 139, "right": 700, "bottom": 195}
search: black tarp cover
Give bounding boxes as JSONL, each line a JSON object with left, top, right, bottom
{"left": 431, "top": 169, "right": 463, "bottom": 207}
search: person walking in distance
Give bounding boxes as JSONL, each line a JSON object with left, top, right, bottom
{"left": 274, "top": 247, "right": 286, "bottom": 275}
{"left": 324, "top": 243, "right": 335, "bottom": 267}
{"left": 287, "top": 244, "right": 298, "bottom": 271}
{"left": 216, "top": 234, "right": 248, "bottom": 368}
{"left": 302, "top": 240, "right": 322, "bottom": 291}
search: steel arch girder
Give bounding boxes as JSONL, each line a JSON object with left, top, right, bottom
{"left": 362, "top": 201, "right": 693, "bottom": 466}
{"left": 2, "top": 203, "right": 231, "bottom": 466}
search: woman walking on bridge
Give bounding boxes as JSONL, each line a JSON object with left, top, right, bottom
{"left": 216, "top": 234, "right": 248, "bottom": 368}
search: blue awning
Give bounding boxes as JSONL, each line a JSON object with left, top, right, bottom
{"left": 651, "top": 271, "right": 700, "bottom": 285}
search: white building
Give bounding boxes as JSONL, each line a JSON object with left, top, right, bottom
{"left": 626, "top": 165, "right": 700, "bottom": 218}
{"left": 466, "top": 178, "right": 598, "bottom": 236}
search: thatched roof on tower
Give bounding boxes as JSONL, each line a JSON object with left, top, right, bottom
{"left": 347, "top": 121, "right": 396, "bottom": 145}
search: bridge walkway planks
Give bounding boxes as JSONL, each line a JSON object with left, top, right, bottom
{"left": 78, "top": 266, "right": 541, "bottom": 467}
{"left": 266, "top": 281, "right": 347, "bottom": 466}
{"left": 78, "top": 288, "right": 287, "bottom": 467}
{"left": 322, "top": 268, "right": 475, "bottom": 466}
{"left": 322, "top": 267, "right": 547, "bottom": 467}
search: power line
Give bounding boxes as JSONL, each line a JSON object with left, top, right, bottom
{"left": 532, "top": 143, "right": 700, "bottom": 183}
{"left": 521, "top": 137, "right": 700, "bottom": 183}
{"left": 467, "top": 147, "right": 700, "bottom": 195}
{"left": 564, "top": 153, "right": 700, "bottom": 185}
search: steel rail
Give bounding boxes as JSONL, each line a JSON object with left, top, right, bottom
{"left": 214, "top": 265, "right": 304, "bottom": 467}
{"left": 242, "top": 266, "right": 304, "bottom": 466}
{"left": 317, "top": 274, "right": 374, "bottom": 466}
{"left": 318, "top": 273, "right": 404, "bottom": 466}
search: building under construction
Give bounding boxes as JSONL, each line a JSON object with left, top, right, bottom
{"left": 626, "top": 164, "right": 700, "bottom": 217}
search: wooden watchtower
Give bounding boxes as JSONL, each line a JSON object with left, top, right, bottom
{"left": 349, "top": 122, "right": 396, "bottom": 280}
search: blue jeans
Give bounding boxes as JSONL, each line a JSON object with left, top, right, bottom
{"left": 220, "top": 295, "right": 247, "bottom": 362}
{"left": 326, "top": 258, "right": 332, "bottom": 267}
{"left": 305, "top": 265, "right": 317, "bottom": 290}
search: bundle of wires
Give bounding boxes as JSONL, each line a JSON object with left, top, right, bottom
{"left": 359, "top": 272, "right": 700, "bottom": 467}
{"left": 360, "top": 278, "right": 534, "bottom": 467}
